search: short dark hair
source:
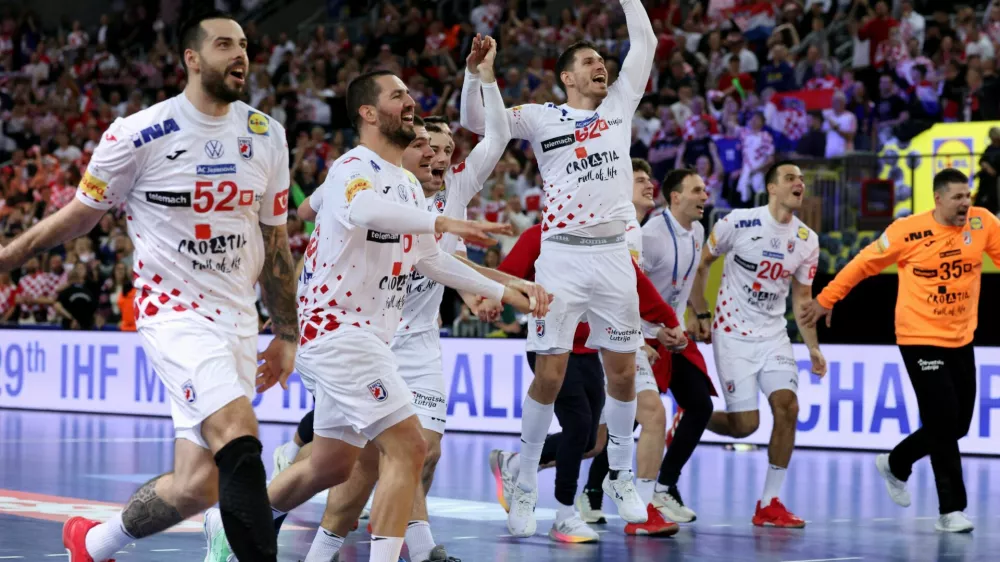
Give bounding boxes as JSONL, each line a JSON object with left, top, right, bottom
{"left": 631, "top": 158, "right": 652, "bottom": 177}
{"left": 555, "top": 41, "right": 601, "bottom": 92}
{"left": 179, "top": 10, "right": 236, "bottom": 74}
{"left": 413, "top": 114, "right": 425, "bottom": 127}
{"left": 662, "top": 168, "right": 699, "bottom": 205}
{"left": 765, "top": 159, "right": 799, "bottom": 187}
{"left": 422, "top": 115, "right": 450, "bottom": 134}
{"left": 346, "top": 70, "right": 395, "bottom": 131}
{"left": 933, "top": 168, "right": 969, "bottom": 192}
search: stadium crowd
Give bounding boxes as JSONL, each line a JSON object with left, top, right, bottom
{"left": 0, "top": 0, "right": 996, "bottom": 333}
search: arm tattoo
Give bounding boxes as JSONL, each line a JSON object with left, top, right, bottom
{"left": 259, "top": 223, "right": 300, "bottom": 342}
{"left": 121, "top": 475, "right": 183, "bottom": 538}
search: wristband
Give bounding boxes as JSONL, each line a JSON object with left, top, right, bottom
{"left": 696, "top": 312, "right": 712, "bottom": 320}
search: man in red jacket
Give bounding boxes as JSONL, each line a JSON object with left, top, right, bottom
{"left": 487, "top": 159, "right": 687, "bottom": 542}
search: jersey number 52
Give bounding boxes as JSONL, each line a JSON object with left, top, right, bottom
{"left": 193, "top": 180, "right": 253, "bottom": 213}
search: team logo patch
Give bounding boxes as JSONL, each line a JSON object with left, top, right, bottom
{"left": 247, "top": 111, "right": 270, "bottom": 135}
{"left": 725, "top": 380, "right": 735, "bottom": 394}
{"left": 535, "top": 319, "right": 546, "bottom": 337}
{"left": 182, "top": 380, "right": 197, "bottom": 403}
{"left": 368, "top": 379, "right": 388, "bottom": 402}
{"left": 770, "top": 238, "right": 780, "bottom": 249}
{"left": 964, "top": 231, "right": 972, "bottom": 245}
{"left": 396, "top": 184, "right": 409, "bottom": 202}
{"left": 797, "top": 226, "right": 809, "bottom": 241}
{"left": 79, "top": 171, "right": 108, "bottom": 202}
{"left": 787, "top": 240, "right": 795, "bottom": 253}
{"left": 971, "top": 217, "right": 983, "bottom": 230}
{"left": 204, "top": 140, "right": 224, "bottom": 159}
{"left": 345, "top": 177, "right": 372, "bottom": 202}
{"left": 238, "top": 137, "right": 253, "bottom": 160}
{"left": 434, "top": 190, "right": 446, "bottom": 212}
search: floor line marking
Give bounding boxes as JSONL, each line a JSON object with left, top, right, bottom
{"left": 452, "top": 536, "right": 478, "bottom": 540}
{"left": 710, "top": 524, "right": 732, "bottom": 527}
{"left": 0, "top": 557, "right": 25, "bottom": 560}
{"left": 872, "top": 518, "right": 894, "bottom": 522}
{"left": 149, "top": 549, "right": 181, "bottom": 552}
{"left": 831, "top": 519, "right": 851, "bottom": 523}
{"left": 781, "top": 558, "right": 862, "bottom": 562}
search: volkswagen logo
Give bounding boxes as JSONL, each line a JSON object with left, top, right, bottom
{"left": 204, "top": 140, "right": 224, "bottom": 159}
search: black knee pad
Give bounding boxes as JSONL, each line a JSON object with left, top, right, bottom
{"left": 297, "top": 410, "right": 315, "bottom": 445}
{"left": 214, "top": 436, "right": 277, "bottom": 562}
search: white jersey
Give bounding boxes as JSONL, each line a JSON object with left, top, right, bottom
{"left": 298, "top": 146, "right": 435, "bottom": 347}
{"left": 75, "top": 94, "right": 289, "bottom": 336}
{"left": 640, "top": 210, "right": 705, "bottom": 338}
{"left": 397, "top": 152, "right": 496, "bottom": 335}
{"left": 707, "top": 206, "right": 819, "bottom": 340}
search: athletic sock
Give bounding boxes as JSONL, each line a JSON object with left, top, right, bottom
{"left": 516, "top": 396, "right": 554, "bottom": 492}
{"left": 369, "top": 535, "right": 405, "bottom": 562}
{"left": 636, "top": 478, "right": 656, "bottom": 506}
{"left": 85, "top": 511, "right": 134, "bottom": 561}
{"left": 761, "top": 464, "right": 787, "bottom": 505}
{"left": 303, "top": 527, "right": 344, "bottom": 562}
{"left": 604, "top": 395, "right": 637, "bottom": 472}
{"left": 405, "top": 521, "right": 435, "bottom": 562}
{"left": 555, "top": 503, "right": 575, "bottom": 523}
{"left": 507, "top": 453, "right": 520, "bottom": 479}
{"left": 654, "top": 482, "right": 670, "bottom": 494}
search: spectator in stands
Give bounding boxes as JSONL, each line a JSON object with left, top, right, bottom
{"left": 735, "top": 111, "right": 775, "bottom": 203}
{"left": 677, "top": 117, "right": 721, "bottom": 176}
{"left": 758, "top": 44, "right": 798, "bottom": 92}
{"left": 718, "top": 55, "right": 754, "bottom": 101}
{"left": 822, "top": 91, "right": 857, "bottom": 157}
{"left": 54, "top": 265, "right": 96, "bottom": 330}
{"left": 722, "top": 29, "right": 759, "bottom": 73}
{"left": 794, "top": 111, "right": 827, "bottom": 158}
{"left": 875, "top": 74, "right": 908, "bottom": 145}
{"left": 897, "top": 0, "right": 924, "bottom": 50}
{"left": 0, "top": 271, "right": 16, "bottom": 324}
{"left": 848, "top": 82, "right": 876, "bottom": 150}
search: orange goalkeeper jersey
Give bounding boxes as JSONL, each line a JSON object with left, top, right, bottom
{"left": 816, "top": 207, "right": 1000, "bottom": 347}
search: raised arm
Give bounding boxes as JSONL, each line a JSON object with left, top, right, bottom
{"left": 460, "top": 35, "right": 534, "bottom": 139}
{"left": 618, "top": 0, "right": 657, "bottom": 96}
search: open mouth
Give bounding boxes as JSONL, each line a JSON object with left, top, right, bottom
{"left": 431, "top": 167, "right": 446, "bottom": 179}
{"left": 695, "top": 204, "right": 705, "bottom": 214}
{"left": 228, "top": 68, "right": 246, "bottom": 83}
{"left": 401, "top": 111, "right": 414, "bottom": 124}
{"left": 592, "top": 74, "right": 607, "bottom": 85}
{"left": 791, "top": 188, "right": 804, "bottom": 197}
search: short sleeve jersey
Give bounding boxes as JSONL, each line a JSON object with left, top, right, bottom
{"left": 298, "top": 146, "right": 433, "bottom": 347}
{"left": 396, "top": 159, "right": 482, "bottom": 335}
{"left": 75, "top": 95, "right": 289, "bottom": 336}
{"left": 707, "top": 206, "right": 819, "bottom": 339}
{"left": 640, "top": 210, "right": 705, "bottom": 338}
{"left": 503, "top": 77, "right": 643, "bottom": 239}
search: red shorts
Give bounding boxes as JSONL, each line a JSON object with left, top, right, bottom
{"left": 645, "top": 336, "right": 717, "bottom": 397}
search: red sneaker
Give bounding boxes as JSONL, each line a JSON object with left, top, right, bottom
{"left": 752, "top": 498, "right": 806, "bottom": 528}
{"left": 63, "top": 517, "right": 113, "bottom": 562}
{"left": 624, "top": 503, "right": 680, "bottom": 536}
{"left": 666, "top": 409, "right": 685, "bottom": 448}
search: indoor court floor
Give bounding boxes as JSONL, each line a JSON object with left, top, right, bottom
{"left": 1, "top": 409, "right": 997, "bottom": 561}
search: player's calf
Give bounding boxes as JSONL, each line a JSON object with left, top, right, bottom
{"left": 370, "top": 416, "right": 428, "bottom": 550}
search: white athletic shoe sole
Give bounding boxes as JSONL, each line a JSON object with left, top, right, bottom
{"left": 875, "top": 454, "right": 911, "bottom": 507}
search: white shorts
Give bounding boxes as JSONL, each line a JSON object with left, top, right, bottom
{"left": 713, "top": 332, "right": 799, "bottom": 413}
{"left": 528, "top": 239, "right": 641, "bottom": 354}
{"left": 138, "top": 317, "right": 256, "bottom": 449}
{"left": 297, "top": 328, "right": 415, "bottom": 448}
{"left": 598, "top": 349, "right": 659, "bottom": 425}
{"left": 391, "top": 330, "right": 447, "bottom": 435}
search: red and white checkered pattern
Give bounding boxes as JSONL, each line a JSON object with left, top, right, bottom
{"left": 0, "top": 283, "right": 18, "bottom": 318}
{"left": 48, "top": 182, "right": 76, "bottom": 210}
{"left": 16, "top": 272, "right": 59, "bottom": 322}
{"left": 804, "top": 76, "right": 841, "bottom": 90}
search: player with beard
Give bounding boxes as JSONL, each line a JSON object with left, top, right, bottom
{"left": 461, "top": 0, "right": 659, "bottom": 536}
{"left": 690, "top": 161, "right": 827, "bottom": 527}
{"left": 5, "top": 11, "right": 296, "bottom": 562}
{"left": 488, "top": 159, "right": 687, "bottom": 542}
{"left": 205, "top": 69, "right": 542, "bottom": 562}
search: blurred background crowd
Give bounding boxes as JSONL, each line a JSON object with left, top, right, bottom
{"left": 0, "top": 0, "right": 997, "bottom": 338}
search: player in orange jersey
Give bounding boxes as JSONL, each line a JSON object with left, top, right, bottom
{"left": 802, "top": 167, "right": 1000, "bottom": 534}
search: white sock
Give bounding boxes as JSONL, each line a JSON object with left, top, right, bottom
{"left": 507, "top": 452, "right": 521, "bottom": 479}
{"left": 761, "top": 464, "right": 787, "bottom": 505}
{"left": 555, "top": 502, "right": 576, "bottom": 523}
{"left": 85, "top": 512, "right": 134, "bottom": 561}
{"left": 405, "top": 520, "right": 436, "bottom": 562}
{"left": 604, "top": 395, "right": 637, "bottom": 471}
{"left": 369, "top": 535, "right": 405, "bottom": 562}
{"left": 282, "top": 440, "right": 301, "bottom": 460}
{"left": 516, "top": 396, "right": 554, "bottom": 492}
{"left": 654, "top": 482, "right": 670, "bottom": 494}
{"left": 304, "top": 527, "right": 344, "bottom": 562}
{"left": 637, "top": 478, "right": 656, "bottom": 505}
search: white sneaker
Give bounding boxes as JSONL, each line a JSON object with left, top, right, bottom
{"left": 488, "top": 449, "right": 518, "bottom": 513}
{"left": 875, "top": 454, "right": 911, "bottom": 507}
{"left": 652, "top": 488, "right": 697, "bottom": 523}
{"left": 575, "top": 491, "right": 607, "bottom": 524}
{"left": 602, "top": 472, "right": 647, "bottom": 524}
{"left": 272, "top": 442, "right": 295, "bottom": 477}
{"left": 506, "top": 485, "right": 538, "bottom": 537}
{"left": 203, "top": 507, "right": 236, "bottom": 562}
{"left": 935, "top": 512, "right": 974, "bottom": 533}
{"left": 549, "top": 514, "right": 600, "bottom": 543}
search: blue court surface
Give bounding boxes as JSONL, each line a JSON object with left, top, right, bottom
{"left": 1, "top": 409, "right": 997, "bottom": 561}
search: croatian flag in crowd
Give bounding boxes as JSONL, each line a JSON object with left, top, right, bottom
{"left": 769, "top": 97, "right": 808, "bottom": 153}
{"left": 724, "top": 2, "right": 776, "bottom": 42}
